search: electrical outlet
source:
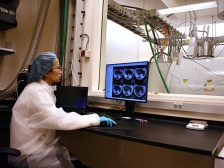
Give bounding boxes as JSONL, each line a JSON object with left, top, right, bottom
{"left": 173, "top": 102, "right": 182, "bottom": 109}
{"left": 178, "top": 103, "right": 182, "bottom": 109}
{"left": 173, "top": 103, "right": 178, "bottom": 109}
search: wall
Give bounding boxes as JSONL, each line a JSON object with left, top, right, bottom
{"left": 0, "top": 0, "right": 59, "bottom": 90}
{"left": 105, "top": 20, "right": 140, "bottom": 64}
{"left": 77, "top": 0, "right": 104, "bottom": 87}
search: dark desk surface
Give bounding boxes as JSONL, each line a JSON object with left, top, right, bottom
{"left": 1, "top": 106, "right": 224, "bottom": 156}
{"left": 84, "top": 114, "right": 224, "bottom": 156}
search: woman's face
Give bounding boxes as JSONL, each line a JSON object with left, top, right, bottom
{"left": 44, "top": 58, "right": 62, "bottom": 85}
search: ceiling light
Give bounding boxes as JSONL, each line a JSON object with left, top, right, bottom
{"left": 158, "top": 1, "right": 217, "bottom": 15}
{"left": 217, "top": 0, "right": 224, "bottom": 20}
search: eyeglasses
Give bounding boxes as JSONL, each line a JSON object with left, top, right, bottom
{"left": 52, "top": 65, "right": 62, "bottom": 71}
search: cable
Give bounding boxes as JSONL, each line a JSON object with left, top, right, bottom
{"left": 212, "top": 16, "right": 214, "bottom": 37}
{"left": 167, "top": 64, "right": 224, "bottom": 93}
{"left": 16, "top": 80, "right": 24, "bottom": 98}
{"left": 81, "top": 34, "right": 89, "bottom": 49}
{"left": 87, "top": 100, "right": 126, "bottom": 112}
{"left": 60, "top": 68, "right": 71, "bottom": 83}
{"left": 160, "top": 24, "right": 168, "bottom": 56}
{"left": 188, "top": 59, "right": 224, "bottom": 77}
{"left": 192, "top": 10, "right": 197, "bottom": 22}
{"left": 214, "top": 45, "right": 224, "bottom": 58}
{"left": 144, "top": 20, "right": 170, "bottom": 93}
{"left": 60, "top": 0, "right": 69, "bottom": 65}
{"left": 109, "top": 100, "right": 124, "bottom": 110}
{"left": 70, "top": 63, "right": 79, "bottom": 86}
{"left": 188, "top": 11, "right": 192, "bottom": 36}
{"left": 166, "top": 63, "right": 205, "bottom": 92}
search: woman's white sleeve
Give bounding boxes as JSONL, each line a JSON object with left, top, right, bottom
{"left": 27, "top": 87, "right": 100, "bottom": 130}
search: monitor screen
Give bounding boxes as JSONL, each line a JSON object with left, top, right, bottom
{"left": 105, "top": 61, "right": 149, "bottom": 103}
{"left": 54, "top": 86, "right": 88, "bottom": 114}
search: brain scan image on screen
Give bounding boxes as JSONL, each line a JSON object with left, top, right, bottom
{"left": 112, "top": 84, "right": 123, "bottom": 95}
{"left": 122, "top": 84, "right": 134, "bottom": 96}
{"left": 135, "top": 68, "right": 147, "bottom": 80}
{"left": 113, "top": 69, "right": 123, "bottom": 80}
{"left": 123, "top": 68, "right": 135, "bottom": 80}
{"left": 134, "top": 85, "right": 146, "bottom": 97}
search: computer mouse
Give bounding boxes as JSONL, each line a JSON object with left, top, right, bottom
{"left": 100, "top": 120, "right": 116, "bottom": 127}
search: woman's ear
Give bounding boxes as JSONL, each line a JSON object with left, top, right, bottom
{"left": 43, "top": 72, "right": 50, "bottom": 80}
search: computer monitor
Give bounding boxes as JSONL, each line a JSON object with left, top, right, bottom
{"left": 54, "top": 86, "right": 88, "bottom": 114}
{"left": 105, "top": 61, "right": 149, "bottom": 119}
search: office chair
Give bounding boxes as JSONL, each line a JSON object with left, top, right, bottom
{"left": 0, "top": 147, "right": 20, "bottom": 168}
{"left": 0, "top": 102, "right": 20, "bottom": 168}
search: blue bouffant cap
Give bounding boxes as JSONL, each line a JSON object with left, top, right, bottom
{"left": 27, "top": 52, "right": 57, "bottom": 83}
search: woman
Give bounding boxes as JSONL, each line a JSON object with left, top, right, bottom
{"left": 9, "top": 52, "right": 116, "bottom": 167}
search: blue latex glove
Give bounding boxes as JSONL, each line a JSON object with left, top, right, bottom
{"left": 100, "top": 116, "right": 117, "bottom": 127}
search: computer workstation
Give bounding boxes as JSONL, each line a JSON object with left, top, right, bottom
{"left": 54, "top": 61, "right": 224, "bottom": 157}
{"left": 55, "top": 61, "right": 150, "bottom": 125}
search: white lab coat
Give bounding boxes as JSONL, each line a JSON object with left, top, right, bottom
{"left": 9, "top": 80, "right": 100, "bottom": 168}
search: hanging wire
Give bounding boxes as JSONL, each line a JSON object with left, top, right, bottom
{"left": 215, "top": 21, "right": 216, "bottom": 37}
{"left": 212, "top": 15, "right": 214, "bottom": 37}
{"left": 188, "top": 11, "right": 192, "bottom": 36}
{"left": 142, "top": 0, "right": 146, "bottom": 10}
{"left": 81, "top": 34, "right": 89, "bottom": 49}
{"left": 184, "top": 2, "right": 187, "bottom": 36}
{"left": 60, "top": 0, "right": 68, "bottom": 65}
{"left": 144, "top": 20, "right": 170, "bottom": 93}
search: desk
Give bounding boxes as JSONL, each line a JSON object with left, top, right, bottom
{"left": 1, "top": 106, "right": 224, "bottom": 157}
{"left": 84, "top": 114, "right": 224, "bottom": 156}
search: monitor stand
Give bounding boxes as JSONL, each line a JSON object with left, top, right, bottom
{"left": 125, "top": 101, "right": 136, "bottom": 120}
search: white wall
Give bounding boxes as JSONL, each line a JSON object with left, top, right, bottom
{"left": 105, "top": 20, "right": 140, "bottom": 64}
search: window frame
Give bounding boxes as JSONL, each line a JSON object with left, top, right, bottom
{"left": 88, "top": 0, "right": 224, "bottom": 114}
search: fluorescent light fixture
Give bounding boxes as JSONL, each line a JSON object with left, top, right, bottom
{"left": 158, "top": 1, "right": 217, "bottom": 15}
